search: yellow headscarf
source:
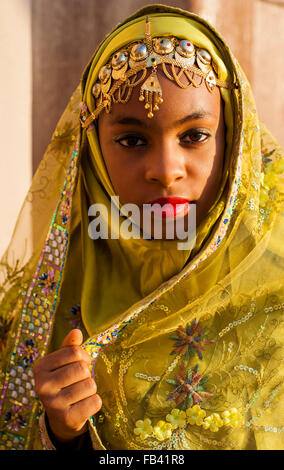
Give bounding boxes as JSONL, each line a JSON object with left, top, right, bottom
{"left": 0, "top": 5, "right": 283, "bottom": 451}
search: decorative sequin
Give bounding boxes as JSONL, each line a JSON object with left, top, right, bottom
{"left": 264, "top": 303, "right": 284, "bottom": 313}
{"left": 218, "top": 300, "right": 256, "bottom": 337}
{"left": 135, "top": 373, "right": 160, "bottom": 382}
{"left": 100, "top": 353, "right": 113, "bottom": 374}
{"left": 247, "top": 198, "right": 257, "bottom": 211}
{"left": 178, "top": 429, "right": 191, "bottom": 449}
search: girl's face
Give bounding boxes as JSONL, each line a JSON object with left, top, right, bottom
{"left": 98, "top": 67, "right": 225, "bottom": 236}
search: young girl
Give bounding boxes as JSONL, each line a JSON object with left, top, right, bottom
{"left": 0, "top": 5, "right": 283, "bottom": 450}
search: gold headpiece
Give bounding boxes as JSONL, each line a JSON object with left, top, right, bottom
{"left": 81, "top": 17, "right": 236, "bottom": 129}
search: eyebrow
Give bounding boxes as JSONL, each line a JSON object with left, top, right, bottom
{"left": 109, "top": 110, "right": 215, "bottom": 129}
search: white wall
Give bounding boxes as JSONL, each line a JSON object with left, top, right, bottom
{"left": 0, "top": 0, "right": 32, "bottom": 258}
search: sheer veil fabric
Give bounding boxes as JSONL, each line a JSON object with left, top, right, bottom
{"left": 0, "top": 5, "right": 283, "bottom": 450}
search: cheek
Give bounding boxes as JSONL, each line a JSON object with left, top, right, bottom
{"left": 189, "top": 146, "right": 222, "bottom": 187}
{"left": 102, "top": 151, "right": 124, "bottom": 190}
{"left": 198, "top": 150, "right": 224, "bottom": 211}
{"left": 100, "top": 141, "right": 143, "bottom": 200}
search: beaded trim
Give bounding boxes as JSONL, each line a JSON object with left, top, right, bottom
{"left": 38, "top": 412, "right": 56, "bottom": 450}
{"left": 0, "top": 138, "right": 80, "bottom": 450}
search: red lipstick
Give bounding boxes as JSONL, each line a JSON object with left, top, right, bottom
{"left": 145, "top": 197, "right": 191, "bottom": 219}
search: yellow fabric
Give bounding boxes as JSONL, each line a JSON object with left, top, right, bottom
{"left": 0, "top": 4, "right": 283, "bottom": 451}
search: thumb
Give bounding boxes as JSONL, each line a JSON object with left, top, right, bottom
{"left": 61, "top": 329, "right": 83, "bottom": 348}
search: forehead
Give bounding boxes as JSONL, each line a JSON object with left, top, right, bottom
{"left": 99, "top": 66, "right": 223, "bottom": 130}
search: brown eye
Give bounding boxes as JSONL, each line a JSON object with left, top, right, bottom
{"left": 180, "top": 130, "right": 210, "bottom": 144}
{"left": 115, "top": 134, "right": 146, "bottom": 147}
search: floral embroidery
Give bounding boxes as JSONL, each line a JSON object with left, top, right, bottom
{"left": 186, "top": 404, "right": 206, "bottom": 426}
{"left": 17, "top": 339, "right": 38, "bottom": 367}
{"left": 166, "top": 364, "right": 213, "bottom": 410}
{"left": 5, "top": 406, "right": 27, "bottom": 431}
{"left": 38, "top": 270, "right": 56, "bottom": 296}
{"left": 201, "top": 408, "right": 243, "bottom": 432}
{"left": 166, "top": 408, "right": 186, "bottom": 429}
{"left": 70, "top": 304, "right": 82, "bottom": 329}
{"left": 133, "top": 319, "right": 242, "bottom": 445}
{"left": 221, "top": 408, "right": 242, "bottom": 428}
{"left": 153, "top": 421, "right": 173, "bottom": 441}
{"left": 202, "top": 413, "right": 223, "bottom": 432}
{"left": 134, "top": 419, "right": 153, "bottom": 440}
{"left": 133, "top": 406, "right": 243, "bottom": 442}
{"left": 169, "top": 319, "right": 214, "bottom": 361}
{"left": 50, "top": 121, "right": 77, "bottom": 159}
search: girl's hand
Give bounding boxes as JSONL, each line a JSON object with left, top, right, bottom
{"left": 33, "top": 329, "right": 102, "bottom": 443}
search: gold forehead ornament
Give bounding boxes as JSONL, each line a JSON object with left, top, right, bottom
{"left": 81, "top": 17, "right": 236, "bottom": 129}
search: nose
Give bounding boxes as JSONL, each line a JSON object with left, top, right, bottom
{"left": 145, "top": 141, "right": 187, "bottom": 188}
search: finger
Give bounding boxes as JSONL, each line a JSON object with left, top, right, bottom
{"left": 35, "top": 345, "right": 91, "bottom": 373}
{"left": 61, "top": 329, "right": 83, "bottom": 348}
{"left": 68, "top": 394, "right": 102, "bottom": 427}
{"left": 49, "top": 360, "right": 91, "bottom": 389}
{"left": 58, "top": 377, "right": 97, "bottom": 406}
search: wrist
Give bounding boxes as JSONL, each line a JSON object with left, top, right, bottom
{"left": 46, "top": 413, "right": 88, "bottom": 445}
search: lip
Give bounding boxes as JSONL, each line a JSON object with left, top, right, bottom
{"left": 144, "top": 197, "right": 192, "bottom": 219}
{"left": 147, "top": 197, "right": 191, "bottom": 205}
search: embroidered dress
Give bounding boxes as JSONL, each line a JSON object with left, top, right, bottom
{"left": 0, "top": 5, "right": 283, "bottom": 450}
